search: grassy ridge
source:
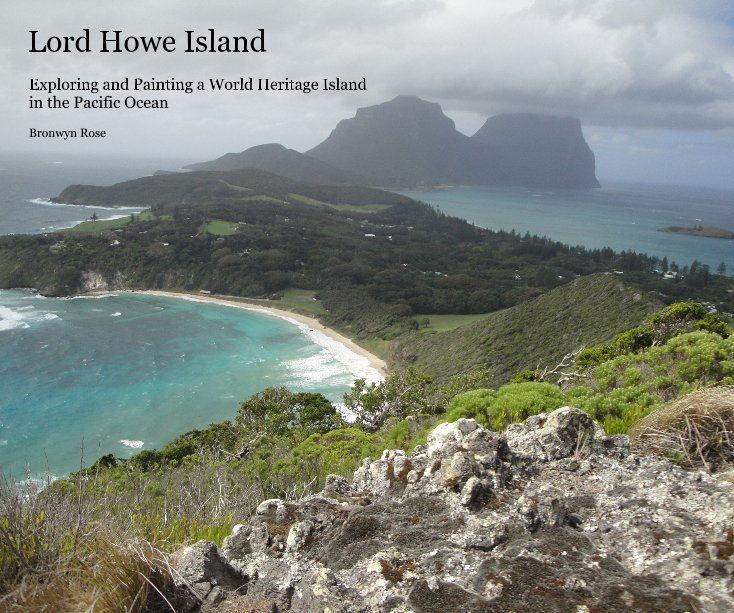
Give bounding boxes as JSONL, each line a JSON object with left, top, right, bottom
{"left": 395, "top": 273, "right": 662, "bottom": 384}
{"left": 53, "top": 167, "right": 415, "bottom": 209}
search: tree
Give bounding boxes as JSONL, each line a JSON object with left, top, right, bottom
{"left": 236, "top": 387, "right": 343, "bottom": 439}
{"left": 717, "top": 261, "right": 727, "bottom": 276}
{"left": 343, "top": 368, "right": 492, "bottom": 432}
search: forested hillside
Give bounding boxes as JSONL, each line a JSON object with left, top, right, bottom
{"left": 2, "top": 169, "right": 731, "bottom": 352}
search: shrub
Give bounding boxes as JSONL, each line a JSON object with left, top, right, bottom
{"left": 576, "top": 302, "right": 728, "bottom": 369}
{"left": 446, "top": 382, "right": 565, "bottom": 431}
{"left": 445, "top": 389, "right": 496, "bottom": 422}
{"left": 343, "top": 368, "right": 492, "bottom": 432}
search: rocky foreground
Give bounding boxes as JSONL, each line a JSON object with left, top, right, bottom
{"left": 174, "top": 408, "right": 734, "bottom": 612}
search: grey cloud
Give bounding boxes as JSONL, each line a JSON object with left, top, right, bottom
{"left": 3, "top": 0, "right": 734, "bottom": 160}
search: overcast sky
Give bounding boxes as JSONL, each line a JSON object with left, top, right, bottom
{"left": 3, "top": 0, "right": 734, "bottom": 188}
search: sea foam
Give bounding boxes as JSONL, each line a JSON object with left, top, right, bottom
{"left": 120, "top": 439, "right": 144, "bottom": 449}
{"left": 0, "top": 305, "right": 30, "bottom": 331}
{"left": 285, "top": 349, "right": 354, "bottom": 387}
{"left": 28, "top": 197, "right": 147, "bottom": 212}
{"left": 0, "top": 303, "right": 61, "bottom": 332}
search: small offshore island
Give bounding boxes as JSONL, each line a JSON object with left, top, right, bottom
{"left": 658, "top": 225, "right": 734, "bottom": 239}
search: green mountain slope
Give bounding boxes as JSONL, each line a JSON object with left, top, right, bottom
{"left": 395, "top": 273, "right": 662, "bottom": 383}
{"left": 184, "top": 143, "right": 366, "bottom": 185}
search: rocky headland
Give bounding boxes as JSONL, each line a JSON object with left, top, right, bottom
{"left": 173, "top": 407, "right": 734, "bottom": 612}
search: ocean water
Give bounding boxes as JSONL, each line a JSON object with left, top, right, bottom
{"left": 400, "top": 183, "right": 734, "bottom": 273}
{"left": 0, "top": 289, "right": 379, "bottom": 480}
{"left": 0, "top": 150, "right": 184, "bottom": 234}
{"left": 2, "top": 151, "right": 732, "bottom": 479}
{"left": 0, "top": 151, "right": 382, "bottom": 480}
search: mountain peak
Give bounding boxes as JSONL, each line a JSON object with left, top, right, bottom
{"left": 472, "top": 113, "right": 600, "bottom": 188}
{"left": 307, "top": 96, "right": 470, "bottom": 185}
{"left": 189, "top": 96, "right": 600, "bottom": 189}
{"left": 307, "top": 97, "right": 599, "bottom": 187}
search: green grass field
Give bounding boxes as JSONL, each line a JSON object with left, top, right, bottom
{"left": 418, "top": 313, "right": 490, "bottom": 332}
{"left": 203, "top": 219, "right": 240, "bottom": 236}
{"left": 277, "top": 289, "right": 327, "bottom": 317}
{"left": 288, "top": 193, "right": 392, "bottom": 214}
{"left": 60, "top": 211, "right": 163, "bottom": 235}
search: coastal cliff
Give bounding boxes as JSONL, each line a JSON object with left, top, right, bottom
{"left": 173, "top": 407, "right": 734, "bottom": 612}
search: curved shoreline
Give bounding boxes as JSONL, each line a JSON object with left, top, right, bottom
{"left": 125, "top": 290, "right": 387, "bottom": 382}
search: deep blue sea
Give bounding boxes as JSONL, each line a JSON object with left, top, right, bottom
{"left": 400, "top": 183, "right": 733, "bottom": 273}
{"left": 1, "top": 151, "right": 732, "bottom": 480}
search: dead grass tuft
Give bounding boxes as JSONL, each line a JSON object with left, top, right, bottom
{"left": 0, "top": 529, "right": 184, "bottom": 612}
{"left": 629, "top": 386, "right": 734, "bottom": 472}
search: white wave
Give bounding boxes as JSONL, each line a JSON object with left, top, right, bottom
{"left": 110, "top": 312, "right": 122, "bottom": 317}
{"left": 65, "top": 294, "right": 118, "bottom": 300}
{"left": 28, "top": 197, "right": 148, "bottom": 212}
{"left": 0, "top": 305, "right": 31, "bottom": 331}
{"left": 120, "top": 439, "right": 144, "bottom": 449}
{"left": 39, "top": 221, "right": 85, "bottom": 232}
{"left": 0, "top": 304, "right": 62, "bottom": 332}
{"left": 298, "top": 326, "right": 382, "bottom": 384}
{"left": 0, "top": 439, "right": 7, "bottom": 446}
{"left": 335, "top": 402, "right": 357, "bottom": 423}
{"left": 284, "top": 349, "right": 355, "bottom": 386}
{"left": 16, "top": 474, "right": 58, "bottom": 491}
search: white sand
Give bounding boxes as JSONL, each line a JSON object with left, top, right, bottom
{"left": 128, "top": 290, "right": 387, "bottom": 383}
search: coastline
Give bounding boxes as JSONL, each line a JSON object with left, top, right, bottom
{"left": 124, "top": 290, "right": 387, "bottom": 381}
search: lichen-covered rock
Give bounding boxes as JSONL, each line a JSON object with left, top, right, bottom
{"left": 174, "top": 540, "right": 248, "bottom": 609}
{"left": 177, "top": 407, "right": 734, "bottom": 611}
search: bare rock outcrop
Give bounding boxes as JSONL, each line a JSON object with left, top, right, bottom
{"left": 79, "top": 270, "right": 127, "bottom": 293}
{"left": 175, "top": 407, "right": 734, "bottom": 612}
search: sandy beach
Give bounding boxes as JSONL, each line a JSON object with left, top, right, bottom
{"left": 127, "top": 290, "right": 387, "bottom": 382}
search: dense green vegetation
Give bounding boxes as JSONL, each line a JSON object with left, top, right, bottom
{"left": 2, "top": 169, "right": 731, "bottom": 348}
{"left": 448, "top": 329, "right": 733, "bottom": 434}
{"left": 1, "top": 301, "right": 731, "bottom": 607}
{"left": 659, "top": 225, "right": 734, "bottom": 239}
{"left": 2, "top": 167, "right": 734, "bottom": 608}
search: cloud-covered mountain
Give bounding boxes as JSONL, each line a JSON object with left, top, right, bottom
{"left": 307, "top": 96, "right": 600, "bottom": 188}
{"left": 191, "top": 96, "right": 600, "bottom": 188}
{"left": 470, "top": 113, "right": 600, "bottom": 188}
